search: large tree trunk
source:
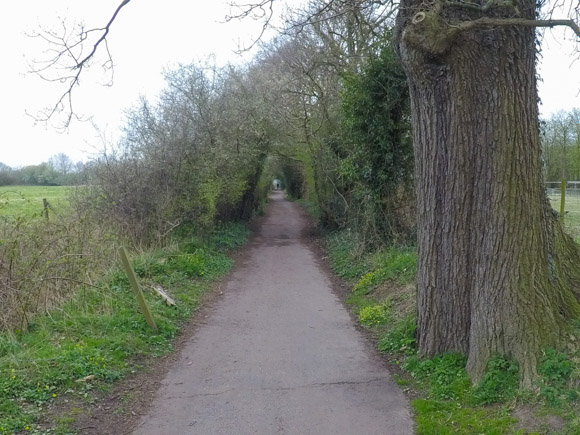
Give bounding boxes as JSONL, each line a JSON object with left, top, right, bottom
{"left": 394, "top": 0, "right": 580, "bottom": 385}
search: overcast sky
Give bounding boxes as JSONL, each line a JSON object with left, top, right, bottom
{"left": 1, "top": 0, "right": 579, "bottom": 167}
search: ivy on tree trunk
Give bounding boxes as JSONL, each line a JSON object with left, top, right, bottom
{"left": 394, "top": 0, "right": 580, "bottom": 386}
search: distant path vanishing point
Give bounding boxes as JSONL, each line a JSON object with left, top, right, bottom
{"left": 133, "top": 191, "right": 413, "bottom": 435}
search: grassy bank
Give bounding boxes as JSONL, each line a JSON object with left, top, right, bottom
{"left": 323, "top": 229, "right": 580, "bottom": 434}
{"left": 0, "top": 223, "right": 249, "bottom": 434}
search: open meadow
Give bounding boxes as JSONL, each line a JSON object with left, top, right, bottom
{"left": 2, "top": 185, "right": 577, "bottom": 238}
{"left": 0, "top": 185, "right": 71, "bottom": 218}
{"left": 549, "top": 191, "right": 580, "bottom": 241}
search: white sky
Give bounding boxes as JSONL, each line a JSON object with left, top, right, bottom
{"left": 0, "top": 0, "right": 579, "bottom": 167}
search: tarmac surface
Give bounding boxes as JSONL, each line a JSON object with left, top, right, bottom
{"left": 133, "top": 191, "right": 412, "bottom": 434}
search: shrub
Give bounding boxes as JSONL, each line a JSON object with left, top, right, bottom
{"left": 358, "top": 303, "right": 392, "bottom": 327}
{"left": 537, "top": 348, "right": 576, "bottom": 406}
{"left": 0, "top": 212, "right": 117, "bottom": 332}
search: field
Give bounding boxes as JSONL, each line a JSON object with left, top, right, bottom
{"left": 0, "top": 185, "right": 71, "bottom": 218}
{"left": 1, "top": 185, "right": 578, "bottom": 237}
{"left": 549, "top": 191, "right": 580, "bottom": 240}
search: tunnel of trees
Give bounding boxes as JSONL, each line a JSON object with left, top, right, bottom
{"left": 30, "top": 0, "right": 580, "bottom": 386}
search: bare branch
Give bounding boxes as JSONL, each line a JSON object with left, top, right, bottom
{"left": 226, "top": 0, "right": 274, "bottom": 21}
{"left": 75, "top": 0, "right": 131, "bottom": 71}
{"left": 226, "top": 0, "right": 277, "bottom": 53}
{"left": 454, "top": 17, "right": 580, "bottom": 37}
{"left": 28, "top": 0, "right": 132, "bottom": 128}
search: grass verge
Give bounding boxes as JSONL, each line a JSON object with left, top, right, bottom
{"left": 323, "top": 228, "right": 580, "bottom": 435}
{"left": 0, "top": 222, "right": 249, "bottom": 434}
{"left": 294, "top": 198, "right": 321, "bottom": 221}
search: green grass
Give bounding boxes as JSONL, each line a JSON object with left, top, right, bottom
{"left": 322, "top": 228, "right": 580, "bottom": 435}
{"left": 0, "top": 185, "right": 71, "bottom": 218}
{"left": 413, "top": 399, "right": 517, "bottom": 435}
{"left": 325, "top": 230, "right": 373, "bottom": 281}
{"left": 549, "top": 193, "right": 580, "bottom": 240}
{"left": 0, "top": 222, "right": 249, "bottom": 434}
{"left": 352, "top": 247, "right": 416, "bottom": 294}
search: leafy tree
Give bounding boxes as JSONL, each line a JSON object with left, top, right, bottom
{"left": 252, "top": 1, "right": 395, "bottom": 230}
{"left": 542, "top": 109, "right": 580, "bottom": 181}
{"left": 86, "top": 61, "right": 274, "bottom": 243}
{"left": 339, "top": 41, "right": 414, "bottom": 243}
{"left": 0, "top": 163, "right": 18, "bottom": 186}
{"left": 19, "top": 163, "right": 59, "bottom": 186}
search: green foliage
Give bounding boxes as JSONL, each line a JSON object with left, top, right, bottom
{"left": 329, "top": 40, "right": 414, "bottom": 245}
{"left": 15, "top": 163, "right": 60, "bottom": 186}
{"left": 208, "top": 223, "right": 250, "bottom": 252}
{"left": 539, "top": 348, "right": 573, "bottom": 387}
{"left": 169, "top": 251, "right": 212, "bottom": 278}
{"left": 132, "top": 224, "right": 248, "bottom": 282}
{"left": 324, "top": 229, "right": 417, "bottom": 350}
{"left": 473, "top": 355, "right": 519, "bottom": 405}
{"left": 295, "top": 199, "right": 321, "bottom": 220}
{"left": 537, "top": 348, "right": 576, "bottom": 406}
{"left": 378, "top": 316, "right": 417, "bottom": 355}
{"left": 405, "top": 353, "right": 472, "bottom": 401}
{"left": 325, "top": 231, "right": 370, "bottom": 280}
{"left": 326, "top": 230, "right": 416, "bottom": 289}
{"left": 87, "top": 61, "right": 271, "bottom": 245}
{"left": 0, "top": 155, "right": 83, "bottom": 187}
{"left": 405, "top": 351, "right": 580, "bottom": 433}
{"left": 276, "top": 158, "right": 305, "bottom": 200}
{"left": 541, "top": 108, "right": 580, "bottom": 182}
{"left": 339, "top": 43, "right": 412, "bottom": 194}
{"left": 168, "top": 250, "right": 232, "bottom": 279}
{"left": 323, "top": 227, "right": 580, "bottom": 432}
{"left": 353, "top": 247, "right": 417, "bottom": 293}
{"left": 198, "top": 179, "right": 222, "bottom": 229}
{"left": 0, "top": 222, "right": 247, "bottom": 433}
{"left": 0, "top": 198, "right": 118, "bottom": 331}
{"left": 358, "top": 303, "right": 392, "bottom": 327}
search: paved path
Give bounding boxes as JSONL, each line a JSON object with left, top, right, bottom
{"left": 133, "top": 192, "right": 412, "bottom": 434}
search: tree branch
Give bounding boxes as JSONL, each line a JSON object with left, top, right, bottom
{"left": 226, "top": 0, "right": 276, "bottom": 52}
{"left": 406, "top": 8, "right": 579, "bottom": 55}
{"left": 75, "top": 0, "right": 131, "bottom": 72}
{"left": 455, "top": 17, "right": 580, "bottom": 37}
{"left": 28, "top": 0, "right": 132, "bottom": 128}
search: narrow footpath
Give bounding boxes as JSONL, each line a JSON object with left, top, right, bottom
{"left": 133, "top": 192, "right": 412, "bottom": 434}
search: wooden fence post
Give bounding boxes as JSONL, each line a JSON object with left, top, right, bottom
{"left": 43, "top": 198, "right": 49, "bottom": 220}
{"left": 560, "top": 179, "right": 566, "bottom": 222}
{"left": 118, "top": 247, "right": 157, "bottom": 330}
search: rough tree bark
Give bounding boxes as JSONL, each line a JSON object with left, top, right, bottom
{"left": 394, "top": 0, "right": 580, "bottom": 385}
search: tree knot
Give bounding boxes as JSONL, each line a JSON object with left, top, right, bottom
{"left": 403, "top": 10, "right": 460, "bottom": 56}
